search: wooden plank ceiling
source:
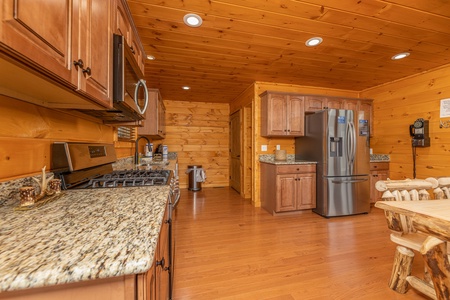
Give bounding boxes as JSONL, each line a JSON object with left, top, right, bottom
{"left": 127, "top": 0, "right": 450, "bottom": 103}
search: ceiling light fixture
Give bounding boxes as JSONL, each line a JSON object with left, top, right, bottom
{"left": 305, "top": 37, "right": 323, "bottom": 47}
{"left": 146, "top": 55, "right": 155, "bottom": 60}
{"left": 182, "top": 86, "right": 191, "bottom": 90}
{"left": 391, "top": 52, "right": 410, "bottom": 60}
{"left": 183, "top": 13, "right": 203, "bottom": 27}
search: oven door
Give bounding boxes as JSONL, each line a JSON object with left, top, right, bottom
{"left": 113, "top": 34, "right": 148, "bottom": 118}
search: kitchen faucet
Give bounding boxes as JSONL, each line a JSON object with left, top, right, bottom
{"left": 134, "top": 136, "right": 151, "bottom": 165}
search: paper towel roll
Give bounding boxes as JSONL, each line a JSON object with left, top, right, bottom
{"left": 275, "top": 150, "right": 287, "bottom": 161}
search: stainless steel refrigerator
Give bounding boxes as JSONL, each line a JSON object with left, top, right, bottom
{"left": 295, "top": 109, "right": 370, "bottom": 217}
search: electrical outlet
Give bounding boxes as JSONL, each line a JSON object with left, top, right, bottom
{"left": 261, "top": 145, "right": 268, "bottom": 152}
{"left": 276, "top": 145, "right": 280, "bottom": 150}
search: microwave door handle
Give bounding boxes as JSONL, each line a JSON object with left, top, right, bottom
{"left": 134, "top": 79, "right": 149, "bottom": 114}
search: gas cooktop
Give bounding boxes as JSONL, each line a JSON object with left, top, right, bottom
{"left": 85, "top": 169, "right": 171, "bottom": 189}
{"left": 51, "top": 142, "right": 172, "bottom": 190}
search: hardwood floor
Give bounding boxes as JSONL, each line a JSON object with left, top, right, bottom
{"left": 173, "top": 187, "right": 428, "bottom": 299}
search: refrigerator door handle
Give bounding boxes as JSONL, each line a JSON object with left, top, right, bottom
{"left": 331, "top": 178, "right": 368, "bottom": 184}
{"left": 346, "top": 121, "right": 356, "bottom": 171}
{"left": 349, "top": 121, "right": 356, "bottom": 165}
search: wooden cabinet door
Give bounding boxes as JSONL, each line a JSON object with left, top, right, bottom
{"left": 265, "top": 93, "right": 288, "bottom": 136}
{"left": 370, "top": 170, "right": 389, "bottom": 203}
{"left": 304, "top": 96, "right": 326, "bottom": 112}
{"left": 1, "top": 0, "right": 75, "bottom": 85}
{"left": 157, "top": 97, "right": 166, "bottom": 138}
{"left": 326, "top": 98, "right": 343, "bottom": 109}
{"left": 140, "top": 267, "right": 156, "bottom": 300}
{"left": 276, "top": 174, "right": 297, "bottom": 212}
{"left": 76, "top": 0, "right": 112, "bottom": 107}
{"left": 138, "top": 89, "right": 166, "bottom": 139}
{"left": 296, "top": 174, "right": 316, "bottom": 209}
{"left": 287, "top": 95, "right": 304, "bottom": 136}
{"left": 155, "top": 206, "right": 170, "bottom": 300}
{"left": 359, "top": 100, "right": 373, "bottom": 136}
{"left": 115, "top": 0, "right": 132, "bottom": 45}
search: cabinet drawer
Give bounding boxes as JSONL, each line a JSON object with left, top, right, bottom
{"left": 370, "top": 162, "right": 389, "bottom": 171}
{"left": 276, "top": 164, "right": 316, "bottom": 174}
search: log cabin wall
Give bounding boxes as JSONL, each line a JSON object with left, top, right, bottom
{"left": 251, "top": 82, "right": 359, "bottom": 206}
{"left": 162, "top": 100, "right": 230, "bottom": 189}
{"left": 360, "top": 64, "right": 450, "bottom": 180}
{"left": 0, "top": 95, "right": 135, "bottom": 181}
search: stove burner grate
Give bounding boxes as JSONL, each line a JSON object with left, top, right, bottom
{"left": 86, "top": 170, "right": 171, "bottom": 189}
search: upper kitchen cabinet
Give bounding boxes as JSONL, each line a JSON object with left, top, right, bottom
{"left": 304, "top": 95, "right": 343, "bottom": 112}
{"left": 115, "top": 0, "right": 146, "bottom": 74}
{"left": 304, "top": 94, "right": 373, "bottom": 137}
{"left": 138, "top": 89, "right": 166, "bottom": 139}
{"left": 260, "top": 91, "right": 304, "bottom": 137}
{"left": 1, "top": 0, "right": 75, "bottom": 85}
{"left": 1, "top": 0, "right": 113, "bottom": 108}
{"left": 304, "top": 95, "right": 327, "bottom": 112}
{"left": 75, "top": 0, "right": 112, "bottom": 106}
{"left": 343, "top": 98, "right": 373, "bottom": 137}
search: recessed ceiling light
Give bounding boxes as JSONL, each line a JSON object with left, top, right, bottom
{"left": 305, "top": 37, "right": 323, "bottom": 47}
{"left": 146, "top": 55, "right": 155, "bottom": 60}
{"left": 391, "top": 52, "right": 410, "bottom": 60}
{"left": 183, "top": 14, "right": 202, "bottom": 27}
{"left": 182, "top": 86, "right": 190, "bottom": 90}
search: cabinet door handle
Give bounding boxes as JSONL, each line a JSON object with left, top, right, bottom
{"left": 156, "top": 257, "right": 165, "bottom": 268}
{"left": 73, "top": 59, "right": 84, "bottom": 69}
{"left": 82, "top": 67, "right": 91, "bottom": 76}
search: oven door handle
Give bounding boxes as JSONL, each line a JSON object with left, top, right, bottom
{"left": 171, "top": 189, "right": 180, "bottom": 208}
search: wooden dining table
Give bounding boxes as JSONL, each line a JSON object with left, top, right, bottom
{"left": 375, "top": 200, "right": 450, "bottom": 300}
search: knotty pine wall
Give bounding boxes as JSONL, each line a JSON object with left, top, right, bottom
{"left": 162, "top": 100, "right": 230, "bottom": 189}
{"left": 360, "top": 64, "right": 450, "bottom": 180}
{"left": 0, "top": 95, "right": 133, "bottom": 181}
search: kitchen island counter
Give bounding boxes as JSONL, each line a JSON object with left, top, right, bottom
{"left": 0, "top": 184, "right": 170, "bottom": 293}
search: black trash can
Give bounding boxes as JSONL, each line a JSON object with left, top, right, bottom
{"left": 186, "top": 165, "right": 204, "bottom": 191}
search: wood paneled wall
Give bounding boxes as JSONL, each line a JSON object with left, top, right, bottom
{"left": 0, "top": 95, "right": 131, "bottom": 181}
{"left": 162, "top": 100, "right": 230, "bottom": 189}
{"left": 251, "top": 82, "right": 360, "bottom": 206}
{"left": 360, "top": 64, "right": 450, "bottom": 180}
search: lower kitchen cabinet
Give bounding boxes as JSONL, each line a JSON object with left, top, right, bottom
{"left": 154, "top": 202, "right": 170, "bottom": 300}
{"left": 0, "top": 276, "right": 138, "bottom": 300}
{"left": 260, "top": 163, "right": 316, "bottom": 215}
{"left": 369, "top": 162, "right": 390, "bottom": 203}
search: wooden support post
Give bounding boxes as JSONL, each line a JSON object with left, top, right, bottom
{"left": 420, "top": 237, "right": 450, "bottom": 300}
{"left": 389, "top": 245, "right": 415, "bottom": 293}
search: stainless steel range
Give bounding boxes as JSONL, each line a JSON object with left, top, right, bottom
{"left": 51, "top": 142, "right": 179, "bottom": 299}
{"left": 51, "top": 142, "right": 172, "bottom": 190}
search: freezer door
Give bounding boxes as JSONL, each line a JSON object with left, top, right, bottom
{"left": 314, "top": 175, "right": 370, "bottom": 217}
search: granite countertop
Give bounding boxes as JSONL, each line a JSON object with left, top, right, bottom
{"left": 370, "top": 154, "right": 390, "bottom": 162}
{"left": 259, "top": 154, "right": 316, "bottom": 165}
{"left": 260, "top": 154, "right": 390, "bottom": 164}
{"left": 0, "top": 156, "right": 177, "bottom": 293}
{"left": 0, "top": 186, "right": 170, "bottom": 292}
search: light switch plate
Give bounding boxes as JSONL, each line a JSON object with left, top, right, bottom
{"left": 276, "top": 145, "right": 280, "bottom": 150}
{"left": 261, "top": 145, "right": 268, "bottom": 151}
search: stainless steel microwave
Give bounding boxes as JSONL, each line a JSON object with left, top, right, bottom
{"left": 111, "top": 34, "right": 148, "bottom": 121}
